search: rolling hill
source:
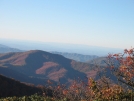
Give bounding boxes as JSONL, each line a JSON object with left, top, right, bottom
{"left": 0, "top": 50, "right": 97, "bottom": 85}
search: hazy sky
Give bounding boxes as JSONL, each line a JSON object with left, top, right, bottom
{"left": 0, "top": 0, "right": 134, "bottom": 49}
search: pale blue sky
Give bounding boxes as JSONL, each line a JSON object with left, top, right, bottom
{"left": 0, "top": 0, "right": 134, "bottom": 49}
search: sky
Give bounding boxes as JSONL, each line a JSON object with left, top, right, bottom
{"left": 0, "top": 0, "right": 134, "bottom": 49}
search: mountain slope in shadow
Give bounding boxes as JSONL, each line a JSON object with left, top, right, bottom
{"left": 0, "top": 74, "right": 42, "bottom": 97}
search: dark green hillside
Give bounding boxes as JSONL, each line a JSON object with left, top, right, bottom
{"left": 0, "top": 74, "right": 42, "bottom": 97}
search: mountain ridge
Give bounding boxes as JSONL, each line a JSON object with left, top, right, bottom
{"left": 51, "top": 51, "right": 98, "bottom": 62}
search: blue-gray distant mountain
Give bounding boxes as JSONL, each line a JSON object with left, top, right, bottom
{"left": 0, "top": 44, "right": 22, "bottom": 53}
{"left": 87, "top": 56, "right": 120, "bottom": 67}
{"left": 51, "top": 51, "right": 98, "bottom": 62}
{"left": 0, "top": 39, "right": 123, "bottom": 56}
{"left": 87, "top": 57, "right": 108, "bottom": 66}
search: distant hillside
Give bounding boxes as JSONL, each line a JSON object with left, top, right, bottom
{"left": 0, "top": 44, "right": 22, "bottom": 53}
{"left": 0, "top": 50, "right": 97, "bottom": 85}
{"left": 87, "top": 57, "right": 120, "bottom": 67}
{"left": 51, "top": 52, "right": 98, "bottom": 62}
{"left": 87, "top": 57, "right": 107, "bottom": 66}
{"left": 87, "top": 56, "right": 121, "bottom": 82}
{"left": 0, "top": 74, "right": 42, "bottom": 97}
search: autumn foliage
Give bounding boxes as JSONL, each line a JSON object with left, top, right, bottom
{"left": 1, "top": 48, "right": 134, "bottom": 101}
{"left": 42, "top": 48, "right": 134, "bottom": 101}
{"left": 107, "top": 48, "right": 134, "bottom": 89}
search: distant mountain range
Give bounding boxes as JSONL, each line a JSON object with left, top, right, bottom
{"left": 0, "top": 39, "right": 123, "bottom": 56}
{"left": 51, "top": 52, "right": 98, "bottom": 62}
{"left": 0, "top": 44, "right": 22, "bottom": 53}
{"left": 0, "top": 50, "right": 98, "bottom": 85}
{"left": 0, "top": 43, "right": 118, "bottom": 86}
{"left": 0, "top": 44, "right": 99, "bottom": 62}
